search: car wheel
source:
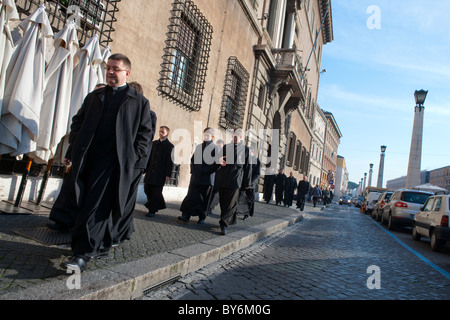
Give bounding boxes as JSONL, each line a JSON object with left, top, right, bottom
{"left": 412, "top": 225, "right": 421, "bottom": 241}
{"left": 387, "top": 214, "right": 396, "bottom": 230}
{"left": 430, "top": 230, "right": 443, "bottom": 252}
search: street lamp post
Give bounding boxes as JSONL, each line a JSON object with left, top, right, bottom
{"left": 377, "top": 145, "right": 386, "bottom": 188}
{"left": 368, "top": 164, "right": 373, "bottom": 187}
{"left": 405, "top": 90, "right": 428, "bottom": 189}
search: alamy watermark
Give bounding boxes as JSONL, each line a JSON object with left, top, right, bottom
{"left": 367, "top": 5, "right": 381, "bottom": 30}
{"left": 66, "top": 267, "right": 81, "bottom": 290}
{"left": 366, "top": 265, "right": 381, "bottom": 290}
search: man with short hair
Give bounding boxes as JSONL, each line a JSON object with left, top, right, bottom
{"left": 60, "top": 53, "right": 153, "bottom": 272}
{"left": 143, "top": 126, "right": 174, "bottom": 217}
{"left": 215, "top": 129, "right": 251, "bottom": 235}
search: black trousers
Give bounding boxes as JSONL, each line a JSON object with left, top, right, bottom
{"left": 71, "top": 161, "right": 119, "bottom": 260}
{"left": 144, "top": 184, "right": 166, "bottom": 213}
{"left": 296, "top": 193, "right": 307, "bottom": 211}
{"left": 218, "top": 187, "right": 240, "bottom": 228}
{"left": 112, "top": 169, "right": 143, "bottom": 244}
{"left": 180, "top": 184, "right": 213, "bottom": 220}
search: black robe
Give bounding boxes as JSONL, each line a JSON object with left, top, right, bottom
{"left": 263, "top": 174, "right": 275, "bottom": 203}
{"left": 237, "top": 156, "right": 261, "bottom": 217}
{"left": 66, "top": 85, "right": 153, "bottom": 259}
{"left": 275, "top": 173, "right": 286, "bottom": 205}
{"left": 283, "top": 176, "right": 297, "bottom": 207}
{"left": 179, "top": 140, "right": 218, "bottom": 220}
{"left": 143, "top": 137, "right": 174, "bottom": 213}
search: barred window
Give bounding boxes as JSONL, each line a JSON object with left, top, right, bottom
{"left": 286, "top": 132, "right": 296, "bottom": 167}
{"left": 293, "top": 140, "right": 302, "bottom": 171}
{"left": 16, "top": 0, "right": 120, "bottom": 49}
{"left": 219, "top": 57, "right": 250, "bottom": 130}
{"left": 158, "top": 0, "right": 213, "bottom": 112}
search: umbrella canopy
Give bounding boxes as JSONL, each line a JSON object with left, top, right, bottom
{"left": 0, "top": 4, "right": 53, "bottom": 156}
{"left": 29, "top": 20, "right": 79, "bottom": 164}
{"left": 413, "top": 183, "right": 447, "bottom": 193}
{"left": 0, "top": 0, "right": 20, "bottom": 118}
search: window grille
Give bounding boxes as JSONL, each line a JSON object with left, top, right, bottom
{"left": 158, "top": 0, "right": 213, "bottom": 112}
{"left": 293, "top": 140, "right": 301, "bottom": 171}
{"left": 219, "top": 57, "right": 250, "bottom": 130}
{"left": 15, "top": 0, "right": 120, "bottom": 49}
{"left": 286, "top": 132, "right": 296, "bottom": 167}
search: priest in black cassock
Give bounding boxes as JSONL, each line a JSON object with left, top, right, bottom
{"left": 215, "top": 129, "right": 252, "bottom": 235}
{"left": 178, "top": 128, "right": 219, "bottom": 224}
{"left": 275, "top": 169, "right": 286, "bottom": 205}
{"left": 60, "top": 54, "right": 153, "bottom": 272}
{"left": 237, "top": 146, "right": 261, "bottom": 220}
{"left": 283, "top": 171, "right": 297, "bottom": 207}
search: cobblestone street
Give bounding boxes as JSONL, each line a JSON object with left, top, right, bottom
{"left": 143, "top": 204, "right": 450, "bottom": 300}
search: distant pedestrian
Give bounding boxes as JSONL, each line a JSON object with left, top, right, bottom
{"left": 263, "top": 167, "right": 276, "bottom": 204}
{"left": 296, "top": 175, "right": 311, "bottom": 211}
{"left": 237, "top": 146, "right": 261, "bottom": 220}
{"left": 208, "top": 139, "right": 224, "bottom": 215}
{"left": 215, "top": 129, "right": 251, "bottom": 235}
{"left": 178, "top": 128, "right": 219, "bottom": 224}
{"left": 143, "top": 126, "right": 174, "bottom": 217}
{"left": 311, "top": 185, "right": 322, "bottom": 207}
{"left": 283, "top": 171, "right": 297, "bottom": 207}
{"left": 275, "top": 169, "right": 286, "bottom": 205}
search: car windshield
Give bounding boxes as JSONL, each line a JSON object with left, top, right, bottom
{"left": 401, "top": 192, "right": 432, "bottom": 204}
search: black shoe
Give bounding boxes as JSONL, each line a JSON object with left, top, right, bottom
{"left": 220, "top": 226, "right": 227, "bottom": 235}
{"left": 197, "top": 219, "right": 205, "bottom": 224}
{"left": 146, "top": 212, "right": 155, "bottom": 218}
{"left": 61, "top": 256, "right": 87, "bottom": 272}
{"left": 46, "top": 222, "right": 70, "bottom": 233}
{"left": 177, "top": 216, "right": 189, "bottom": 222}
{"left": 243, "top": 215, "right": 249, "bottom": 221}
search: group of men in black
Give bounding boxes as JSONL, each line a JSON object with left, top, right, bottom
{"left": 263, "top": 170, "right": 315, "bottom": 212}
{"left": 48, "top": 53, "right": 264, "bottom": 272}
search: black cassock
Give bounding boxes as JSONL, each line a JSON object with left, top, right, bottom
{"left": 179, "top": 140, "right": 218, "bottom": 221}
{"left": 275, "top": 173, "right": 286, "bottom": 205}
{"left": 215, "top": 142, "right": 251, "bottom": 228}
{"left": 283, "top": 176, "right": 297, "bottom": 207}
{"left": 67, "top": 85, "right": 153, "bottom": 260}
{"left": 263, "top": 174, "right": 275, "bottom": 203}
{"left": 237, "top": 156, "right": 261, "bottom": 217}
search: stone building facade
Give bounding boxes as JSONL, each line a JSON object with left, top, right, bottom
{"left": 0, "top": 0, "right": 334, "bottom": 202}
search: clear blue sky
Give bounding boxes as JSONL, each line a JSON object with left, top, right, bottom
{"left": 317, "top": 0, "right": 450, "bottom": 187}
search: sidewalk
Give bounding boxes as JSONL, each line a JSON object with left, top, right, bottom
{"left": 0, "top": 198, "right": 311, "bottom": 300}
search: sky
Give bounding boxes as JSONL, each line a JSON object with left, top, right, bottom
{"left": 317, "top": 0, "right": 450, "bottom": 188}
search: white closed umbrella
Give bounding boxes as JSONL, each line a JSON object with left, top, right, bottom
{"left": 0, "top": 0, "right": 20, "bottom": 120}
{"left": 0, "top": 4, "right": 53, "bottom": 156}
{"left": 97, "top": 44, "right": 111, "bottom": 85}
{"left": 413, "top": 183, "right": 447, "bottom": 193}
{"left": 29, "top": 20, "right": 79, "bottom": 164}
{"left": 53, "top": 34, "right": 103, "bottom": 163}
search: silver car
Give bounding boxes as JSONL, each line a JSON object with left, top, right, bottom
{"left": 372, "top": 191, "right": 393, "bottom": 221}
{"left": 381, "top": 189, "right": 433, "bottom": 230}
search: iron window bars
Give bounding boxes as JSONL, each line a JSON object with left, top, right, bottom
{"left": 158, "top": 0, "right": 213, "bottom": 112}
{"left": 15, "top": 0, "right": 120, "bottom": 49}
{"left": 219, "top": 56, "right": 250, "bottom": 130}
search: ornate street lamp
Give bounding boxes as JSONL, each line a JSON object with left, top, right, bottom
{"left": 414, "top": 90, "right": 428, "bottom": 107}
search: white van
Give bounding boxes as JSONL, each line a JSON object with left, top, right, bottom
{"left": 365, "top": 191, "right": 383, "bottom": 214}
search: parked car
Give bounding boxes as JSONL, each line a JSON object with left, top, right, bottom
{"left": 339, "top": 196, "right": 352, "bottom": 206}
{"left": 381, "top": 189, "right": 433, "bottom": 230}
{"left": 371, "top": 192, "right": 393, "bottom": 221}
{"left": 412, "top": 194, "right": 450, "bottom": 251}
{"left": 364, "top": 191, "right": 384, "bottom": 214}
